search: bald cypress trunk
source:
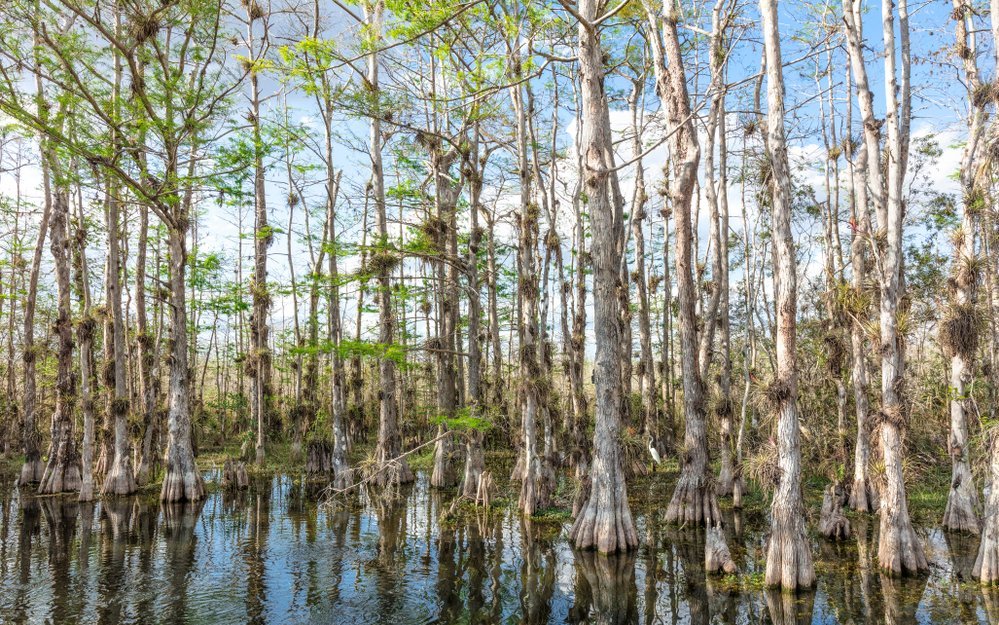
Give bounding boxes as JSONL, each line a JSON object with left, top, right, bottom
{"left": 461, "top": 128, "right": 486, "bottom": 500}
{"left": 972, "top": 0, "right": 999, "bottom": 576}
{"left": 646, "top": 1, "right": 721, "bottom": 527}
{"left": 247, "top": 3, "right": 272, "bottom": 467}
{"left": 102, "top": 184, "right": 137, "bottom": 496}
{"left": 976, "top": 434, "right": 999, "bottom": 583}
{"left": 18, "top": 40, "right": 53, "bottom": 488}
{"left": 844, "top": 0, "right": 927, "bottom": 575}
{"left": 569, "top": 0, "right": 637, "bottom": 553}
{"left": 365, "top": 0, "right": 412, "bottom": 488}
{"left": 134, "top": 204, "right": 159, "bottom": 487}
{"left": 760, "top": 0, "right": 814, "bottom": 589}
{"left": 627, "top": 80, "right": 657, "bottom": 456}
{"left": 18, "top": 180, "right": 49, "bottom": 487}
{"left": 74, "top": 192, "right": 97, "bottom": 502}
{"left": 512, "top": 49, "right": 553, "bottom": 514}
{"left": 846, "top": 137, "right": 875, "bottom": 512}
{"left": 942, "top": 0, "right": 984, "bottom": 534}
{"left": 39, "top": 188, "right": 81, "bottom": 495}
{"left": 160, "top": 216, "right": 205, "bottom": 502}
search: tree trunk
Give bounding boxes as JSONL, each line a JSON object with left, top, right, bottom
{"left": 846, "top": 139, "right": 875, "bottom": 512}
{"left": 248, "top": 7, "right": 271, "bottom": 467}
{"left": 135, "top": 204, "right": 159, "bottom": 486}
{"left": 460, "top": 130, "right": 486, "bottom": 500}
{"left": 512, "top": 53, "right": 553, "bottom": 515}
{"left": 39, "top": 188, "right": 81, "bottom": 495}
{"left": 849, "top": 0, "right": 928, "bottom": 575}
{"left": 73, "top": 192, "right": 96, "bottom": 502}
{"left": 646, "top": 1, "right": 721, "bottom": 527}
{"left": 18, "top": 175, "right": 50, "bottom": 486}
{"left": 628, "top": 80, "right": 657, "bottom": 457}
{"left": 975, "top": 435, "right": 999, "bottom": 583}
{"left": 569, "top": 0, "right": 637, "bottom": 553}
{"left": 365, "top": 0, "right": 412, "bottom": 488}
{"left": 102, "top": 184, "right": 137, "bottom": 496}
{"left": 942, "top": 0, "right": 984, "bottom": 534}
{"left": 760, "top": 0, "right": 814, "bottom": 589}
{"left": 429, "top": 137, "right": 460, "bottom": 489}
{"left": 160, "top": 221, "right": 205, "bottom": 503}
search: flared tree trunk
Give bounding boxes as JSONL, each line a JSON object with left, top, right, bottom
{"left": 160, "top": 222, "right": 205, "bottom": 503}
{"left": 39, "top": 189, "right": 81, "bottom": 495}
{"left": 646, "top": 2, "right": 722, "bottom": 527}
{"left": 942, "top": 0, "right": 985, "bottom": 534}
{"left": 975, "top": 434, "right": 999, "bottom": 583}
{"left": 18, "top": 180, "right": 50, "bottom": 486}
{"left": 569, "top": 0, "right": 637, "bottom": 553}
{"left": 760, "top": 0, "right": 814, "bottom": 588}
{"left": 73, "top": 199, "right": 96, "bottom": 502}
{"left": 102, "top": 185, "right": 136, "bottom": 496}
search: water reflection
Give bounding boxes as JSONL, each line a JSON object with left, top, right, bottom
{"left": 0, "top": 473, "right": 993, "bottom": 624}
{"left": 571, "top": 550, "right": 637, "bottom": 625}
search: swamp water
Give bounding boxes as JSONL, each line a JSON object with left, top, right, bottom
{"left": 0, "top": 471, "right": 993, "bottom": 624}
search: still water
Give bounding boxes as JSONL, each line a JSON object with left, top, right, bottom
{"left": 0, "top": 471, "right": 993, "bottom": 624}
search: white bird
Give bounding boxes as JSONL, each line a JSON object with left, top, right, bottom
{"left": 648, "top": 436, "right": 662, "bottom": 472}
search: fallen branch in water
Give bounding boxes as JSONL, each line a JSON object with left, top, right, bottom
{"left": 319, "top": 429, "right": 456, "bottom": 506}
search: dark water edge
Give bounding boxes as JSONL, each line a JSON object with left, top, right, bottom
{"left": 0, "top": 471, "right": 993, "bottom": 625}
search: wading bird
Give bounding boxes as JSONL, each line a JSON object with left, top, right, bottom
{"left": 648, "top": 436, "right": 662, "bottom": 473}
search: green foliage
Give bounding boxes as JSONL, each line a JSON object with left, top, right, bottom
{"left": 431, "top": 406, "right": 492, "bottom": 432}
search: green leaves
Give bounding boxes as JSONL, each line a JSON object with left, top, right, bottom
{"left": 289, "top": 337, "right": 411, "bottom": 369}
{"left": 430, "top": 406, "right": 492, "bottom": 432}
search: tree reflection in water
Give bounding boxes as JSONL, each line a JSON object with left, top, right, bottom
{"left": 0, "top": 474, "right": 994, "bottom": 624}
{"left": 571, "top": 550, "right": 637, "bottom": 625}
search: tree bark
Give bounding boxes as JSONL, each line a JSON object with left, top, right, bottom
{"left": 248, "top": 4, "right": 272, "bottom": 467}
{"left": 18, "top": 178, "right": 50, "bottom": 487}
{"left": 512, "top": 49, "right": 553, "bottom": 514}
{"left": 569, "top": 0, "right": 637, "bottom": 553}
{"left": 39, "top": 188, "right": 81, "bottom": 495}
{"left": 101, "top": 182, "right": 137, "bottom": 496}
{"left": 460, "top": 128, "right": 486, "bottom": 500}
{"left": 73, "top": 189, "right": 96, "bottom": 502}
{"left": 646, "top": 0, "right": 721, "bottom": 527}
{"left": 134, "top": 204, "right": 159, "bottom": 486}
{"left": 365, "top": 0, "right": 412, "bottom": 488}
{"left": 846, "top": 139, "right": 875, "bottom": 512}
{"left": 760, "top": 0, "right": 814, "bottom": 589}
{"left": 942, "top": 0, "right": 984, "bottom": 534}
{"left": 975, "top": 435, "right": 999, "bottom": 583}
{"left": 848, "top": 0, "right": 928, "bottom": 575}
{"left": 160, "top": 220, "right": 205, "bottom": 503}
{"left": 628, "top": 79, "right": 657, "bottom": 458}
